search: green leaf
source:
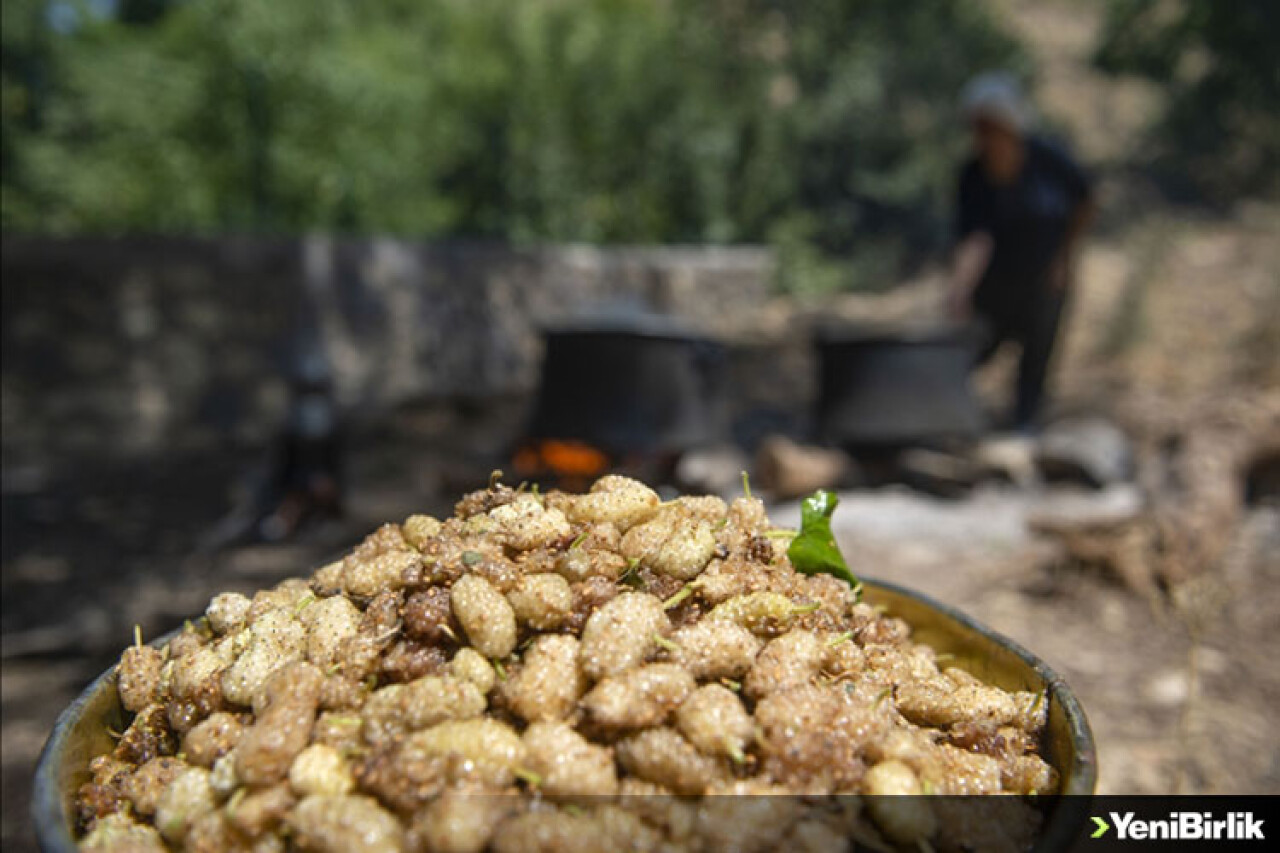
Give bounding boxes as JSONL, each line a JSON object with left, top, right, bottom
{"left": 786, "top": 490, "right": 859, "bottom": 592}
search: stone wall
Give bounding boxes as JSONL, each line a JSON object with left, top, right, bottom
{"left": 1, "top": 236, "right": 773, "bottom": 461}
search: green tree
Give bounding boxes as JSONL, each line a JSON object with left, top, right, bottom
{"left": 1095, "top": 0, "right": 1280, "bottom": 199}
{"left": 2, "top": 0, "right": 1023, "bottom": 292}
{"left": 1, "top": 0, "right": 57, "bottom": 226}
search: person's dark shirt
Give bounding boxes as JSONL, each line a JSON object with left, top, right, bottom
{"left": 956, "top": 135, "right": 1091, "bottom": 320}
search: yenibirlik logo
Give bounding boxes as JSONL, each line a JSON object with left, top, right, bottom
{"left": 1091, "top": 812, "right": 1265, "bottom": 842}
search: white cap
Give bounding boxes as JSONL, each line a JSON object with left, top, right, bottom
{"left": 960, "top": 71, "right": 1030, "bottom": 134}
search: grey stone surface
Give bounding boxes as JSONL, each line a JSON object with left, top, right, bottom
{"left": 1, "top": 237, "right": 773, "bottom": 463}
{"left": 1036, "top": 416, "right": 1136, "bottom": 487}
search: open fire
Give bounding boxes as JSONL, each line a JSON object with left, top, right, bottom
{"left": 512, "top": 438, "right": 612, "bottom": 492}
{"left": 516, "top": 316, "right": 728, "bottom": 490}
{"left": 511, "top": 437, "right": 688, "bottom": 492}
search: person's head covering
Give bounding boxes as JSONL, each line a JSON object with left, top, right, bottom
{"left": 960, "top": 71, "right": 1030, "bottom": 135}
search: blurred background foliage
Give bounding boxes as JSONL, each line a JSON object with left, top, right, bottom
{"left": 7, "top": 0, "right": 1276, "bottom": 292}
{"left": 1, "top": 0, "right": 1024, "bottom": 293}
{"left": 1093, "top": 0, "right": 1280, "bottom": 201}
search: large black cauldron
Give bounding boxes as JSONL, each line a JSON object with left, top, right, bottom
{"left": 524, "top": 318, "right": 727, "bottom": 459}
{"left": 816, "top": 325, "right": 985, "bottom": 447}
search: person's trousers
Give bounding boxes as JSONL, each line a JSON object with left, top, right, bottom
{"left": 973, "top": 289, "right": 1068, "bottom": 430}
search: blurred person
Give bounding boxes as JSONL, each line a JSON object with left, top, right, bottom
{"left": 948, "top": 72, "right": 1095, "bottom": 434}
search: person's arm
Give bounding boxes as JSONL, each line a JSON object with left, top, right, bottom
{"left": 949, "top": 231, "right": 993, "bottom": 320}
{"left": 1042, "top": 140, "right": 1096, "bottom": 292}
{"left": 1049, "top": 193, "right": 1095, "bottom": 292}
{"left": 949, "top": 165, "right": 993, "bottom": 320}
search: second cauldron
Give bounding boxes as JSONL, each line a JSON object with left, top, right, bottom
{"left": 816, "top": 323, "right": 986, "bottom": 448}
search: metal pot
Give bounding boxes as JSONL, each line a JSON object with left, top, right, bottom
{"left": 816, "top": 325, "right": 986, "bottom": 447}
{"left": 33, "top": 578, "right": 1095, "bottom": 851}
{"left": 524, "top": 319, "right": 728, "bottom": 457}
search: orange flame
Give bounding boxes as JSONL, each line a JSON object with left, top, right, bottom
{"left": 514, "top": 439, "right": 610, "bottom": 479}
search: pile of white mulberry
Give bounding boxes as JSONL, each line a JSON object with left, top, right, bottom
{"left": 77, "top": 475, "right": 1057, "bottom": 853}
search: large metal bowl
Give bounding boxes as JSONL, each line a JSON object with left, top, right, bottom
{"left": 32, "top": 578, "right": 1096, "bottom": 852}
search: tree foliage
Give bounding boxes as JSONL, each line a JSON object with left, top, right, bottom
{"left": 2, "top": 0, "right": 1023, "bottom": 291}
{"left": 1095, "top": 0, "right": 1280, "bottom": 199}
